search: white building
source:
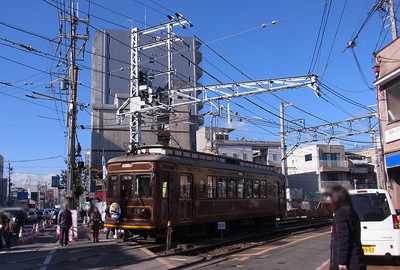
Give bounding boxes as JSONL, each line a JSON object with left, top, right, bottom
{"left": 196, "top": 127, "right": 281, "bottom": 167}
{"left": 287, "top": 144, "right": 350, "bottom": 195}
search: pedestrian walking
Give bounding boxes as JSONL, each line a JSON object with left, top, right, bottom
{"left": 0, "top": 211, "right": 6, "bottom": 250}
{"left": 58, "top": 202, "right": 72, "bottom": 247}
{"left": 4, "top": 217, "right": 12, "bottom": 249}
{"left": 90, "top": 206, "right": 102, "bottom": 243}
{"left": 329, "top": 185, "right": 366, "bottom": 270}
{"left": 80, "top": 208, "right": 86, "bottom": 223}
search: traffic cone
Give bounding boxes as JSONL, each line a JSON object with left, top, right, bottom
{"left": 35, "top": 223, "right": 39, "bottom": 235}
{"left": 56, "top": 225, "right": 60, "bottom": 236}
{"left": 68, "top": 228, "right": 76, "bottom": 242}
{"left": 49, "top": 218, "right": 53, "bottom": 227}
{"left": 17, "top": 227, "right": 25, "bottom": 245}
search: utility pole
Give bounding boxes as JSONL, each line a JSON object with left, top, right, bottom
{"left": 59, "top": 2, "right": 89, "bottom": 208}
{"left": 280, "top": 103, "right": 289, "bottom": 189}
{"left": 389, "top": 0, "right": 398, "bottom": 40}
{"left": 7, "top": 163, "right": 12, "bottom": 203}
{"left": 373, "top": 131, "right": 382, "bottom": 188}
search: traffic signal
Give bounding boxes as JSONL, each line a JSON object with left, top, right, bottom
{"left": 95, "top": 172, "right": 103, "bottom": 179}
{"left": 77, "top": 161, "right": 85, "bottom": 169}
{"left": 139, "top": 71, "right": 147, "bottom": 85}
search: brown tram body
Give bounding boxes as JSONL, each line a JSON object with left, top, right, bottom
{"left": 105, "top": 146, "right": 286, "bottom": 236}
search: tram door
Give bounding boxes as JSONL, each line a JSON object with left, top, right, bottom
{"left": 178, "top": 174, "right": 193, "bottom": 222}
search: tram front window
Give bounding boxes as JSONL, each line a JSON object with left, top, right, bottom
{"left": 136, "top": 175, "right": 152, "bottom": 198}
{"left": 120, "top": 175, "right": 133, "bottom": 199}
{"left": 108, "top": 175, "right": 118, "bottom": 198}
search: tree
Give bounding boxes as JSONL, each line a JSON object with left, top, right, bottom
{"left": 59, "top": 168, "right": 88, "bottom": 199}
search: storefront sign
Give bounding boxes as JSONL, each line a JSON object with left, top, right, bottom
{"left": 385, "top": 126, "right": 400, "bottom": 143}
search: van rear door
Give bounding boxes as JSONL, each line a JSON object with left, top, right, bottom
{"left": 351, "top": 192, "right": 394, "bottom": 242}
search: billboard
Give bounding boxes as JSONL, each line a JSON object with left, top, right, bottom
{"left": 17, "top": 192, "right": 29, "bottom": 201}
{"left": 51, "top": 175, "right": 60, "bottom": 187}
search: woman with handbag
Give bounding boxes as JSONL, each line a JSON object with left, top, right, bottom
{"left": 90, "top": 206, "right": 102, "bottom": 243}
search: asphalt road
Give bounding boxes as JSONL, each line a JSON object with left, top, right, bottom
{"left": 1, "top": 224, "right": 400, "bottom": 270}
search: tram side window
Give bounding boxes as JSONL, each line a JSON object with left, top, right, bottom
{"left": 218, "top": 177, "right": 227, "bottom": 198}
{"left": 120, "top": 175, "right": 133, "bottom": 198}
{"left": 198, "top": 180, "right": 207, "bottom": 198}
{"left": 245, "top": 180, "right": 253, "bottom": 198}
{"left": 260, "top": 180, "right": 267, "bottom": 198}
{"left": 137, "top": 175, "right": 152, "bottom": 198}
{"left": 237, "top": 179, "right": 245, "bottom": 198}
{"left": 108, "top": 175, "right": 118, "bottom": 198}
{"left": 228, "top": 178, "right": 237, "bottom": 198}
{"left": 180, "top": 175, "right": 192, "bottom": 198}
{"left": 162, "top": 180, "right": 168, "bottom": 198}
{"left": 207, "top": 176, "right": 217, "bottom": 198}
{"left": 267, "top": 182, "right": 273, "bottom": 197}
{"left": 253, "top": 180, "right": 260, "bottom": 198}
{"left": 274, "top": 182, "right": 279, "bottom": 198}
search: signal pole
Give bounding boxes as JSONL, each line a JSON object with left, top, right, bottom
{"left": 59, "top": 2, "right": 89, "bottom": 208}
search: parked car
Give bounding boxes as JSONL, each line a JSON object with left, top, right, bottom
{"left": 350, "top": 189, "right": 400, "bottom": 257}
{"left": 35, "top": 209, "right": 45, "bottom": 220}
{"left": 26, "top": 210, "right": 37, "bottom": 223}
{"left": 43, "top": 209, "right": 52, "bottom": 219}
{"left": 52, "top": 209, "right": 59, "bottom": 224}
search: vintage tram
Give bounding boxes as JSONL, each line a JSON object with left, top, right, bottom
{"left": 104, "top": 145, "right": 286, "bottom": 238}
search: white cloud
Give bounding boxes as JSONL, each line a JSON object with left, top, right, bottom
{"left": 11, "top": 173, "right": 54, "bottom": 188}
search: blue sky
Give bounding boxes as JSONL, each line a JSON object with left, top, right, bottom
{"left": 0, "top": 0, "right": 392, "bottom": 184}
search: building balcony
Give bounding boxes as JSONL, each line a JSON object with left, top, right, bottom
{"left": 320, "top": 180, "right": 351, "bottom": 192}
{"left": 319, "top": 160, "right": 349, "bottom": 172}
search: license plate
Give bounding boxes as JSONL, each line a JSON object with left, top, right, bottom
{"left": 362, "top": 246, "right": 375, "bottom": 254}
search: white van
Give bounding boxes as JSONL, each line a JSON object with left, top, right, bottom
{"left": 350, "top": 189, "right": 400, "bottom": 257}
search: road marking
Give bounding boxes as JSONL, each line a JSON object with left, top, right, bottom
{"left": 140, "top": 247, "right": 175, "bottom": 269}
{"left": 0, "top": 249, "right": 34, "bottom": 254}
{"left": 169, "top": 258, "right": 188, "bottom": 261}
{"left": 239, "top": 257, "right": 249, "bottom": 261}
{"left": 39, "top": 249, "right": 56, "bottom": 270}
{"left": 315, "top": 259, "right": 330, "bottom": 270}
{"left": 232, "top": 230, "right": 330, "bottom": 257}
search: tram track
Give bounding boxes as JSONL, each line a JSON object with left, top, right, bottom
{"left": 105, "top": 217, "right": 332, "bottom": 269}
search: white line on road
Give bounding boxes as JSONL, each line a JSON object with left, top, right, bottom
{"left": 315, "top": 259, "right": 330, "bottom": 270}
{"left": 39, "top": 249, "right": 56, "bottom": 270}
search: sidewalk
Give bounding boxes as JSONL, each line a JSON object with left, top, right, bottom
{"left": 2, "top": 223, "right": 58, "bottom": 253}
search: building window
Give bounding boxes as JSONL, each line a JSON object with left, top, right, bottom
{"left": 305, "top": 154, "right": 312, "bottom": 162}
{"left": 243, "top": 153, "right": 248, "bottom": 161}
{"left": 233, "top": 153, "right": 238, "bottom": 158}
{"left": 386, "top": 81, "right": 400, "bottom": 121}
{"left": 323, "top": 173, "right": 343, "bottom": 181}
{"left": 321, "top": 153, "right": 341, "bottom": 167}
{"left": 272, "top": 154, "right": 277, "bottom": 161}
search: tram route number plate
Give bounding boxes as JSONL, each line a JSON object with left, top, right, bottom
{"left": 218, "top": 222, "right": 226, "bottom": 230}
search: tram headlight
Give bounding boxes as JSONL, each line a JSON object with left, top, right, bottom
{"left": 124, "top": 142, "right": 137, "bottom": 155}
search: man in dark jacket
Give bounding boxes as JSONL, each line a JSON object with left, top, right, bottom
{"left": 330, "top": 185, "right": 366, "bottom": 270}
{"left": 58, "top": 202, "right": 72, "bottom": 246}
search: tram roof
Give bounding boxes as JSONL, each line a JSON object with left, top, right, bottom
{"left": 108, "top": 145, "right": 282, "bottom": 176}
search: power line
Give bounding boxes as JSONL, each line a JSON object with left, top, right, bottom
{"left": 7, "top": 155, "right": 64, "bottom": 163}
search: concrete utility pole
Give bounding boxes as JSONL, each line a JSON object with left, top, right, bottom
{"left": 389, "top": 0, "right": 398, "bottom": 40}
{"left": 59, "top": 2, "right": 89, "bottom": 208}
{"left": 280, "top": 103, "right": 288, "bottom": 188}
{"left": 7, "top": 163, "right": 12, "bottom": 203}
